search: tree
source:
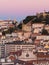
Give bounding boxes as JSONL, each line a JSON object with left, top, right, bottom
{"left": 23, "top": 16, "right": 36, "bottom": 24}
{"left": 41, "top": 29, "right": 48, "bottom": 35}
{"left": 2, "top": 31, "right": 6, "bottom": 35}
{"left": 17, "top": 23, "right": 22, "bottom": 29}
{"left": 45, "top": 15, "right": 49, "bottom": 24}
{"left": 2, "top": 27, "right": 15, "bottom": 35}
{"left": 8, "top": 27, "right": 15, "bottom": 34}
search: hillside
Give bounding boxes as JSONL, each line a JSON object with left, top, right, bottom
{"left": 17, "top": 12, "right": 49, "bottom": 30}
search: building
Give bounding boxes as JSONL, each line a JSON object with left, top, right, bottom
{"left": 32, "top": 23, "right": 44, "bottom": 28}
{"left": 36, "top": 35, "right": 49, "bottom": 40}
{"left": 5, "top": 41, "right": 23, "bottom": 56}
{"left": 5, "top": 42, "right": 37, "bottom": 61}
{"left": 22, "top": 21, "right": 32, "bottom": 32}
{"left": 1, "top": 62, "right": 14, "bottom": 65}
{"left": 0, "top": 43, "right": 5, "bottom": 58}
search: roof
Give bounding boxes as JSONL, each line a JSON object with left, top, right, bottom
{"left": 0, "top": 20, "right": 12, "bottom": 22}
{"left": 31, "top": 33, "right": 41, "bottom": 37}
{"left": 5, "top": 41, "right": 33, "bottom": 45}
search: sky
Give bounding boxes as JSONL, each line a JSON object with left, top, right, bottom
{"left": 0, "top": 0, "right": 49, "bottom": 22}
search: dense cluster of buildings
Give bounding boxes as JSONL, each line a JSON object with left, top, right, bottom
{"left": 0, "top": 12, "right": 49, "bottom": 65}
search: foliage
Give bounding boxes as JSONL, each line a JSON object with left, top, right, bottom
{"left": 41, "top": 29, "right": 49, "bottom": 35}
{"left": 23, "top": 16, "right": 36, "bottom": 24}
{"left": 2, "top": 27, "right": 15, "bottom": 35}
{"left": 17, "top": 23, "right": 22, "bottom": 29}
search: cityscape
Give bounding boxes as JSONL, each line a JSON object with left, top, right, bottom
{"left": 0, "top": 11, "right": 49, "bottom": 65}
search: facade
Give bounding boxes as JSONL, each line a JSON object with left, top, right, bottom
{"left": 5, "top": 43, "right": 37, "bottom": 61}
{"left": 32, "top": 23, "right": 44, "bottom": 28}
{"left": 22, "top": 22, "right": 32, "bottom": 32}
{"left": 36, "top": 35, "right": 49, "bottom": 40}
{"left": 0, "top": 43, "right": 5, "bottom": 58}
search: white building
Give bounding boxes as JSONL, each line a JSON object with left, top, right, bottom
{"left": 32, "top": 23, "right": 44, "bottom": 28}
{"left": 36, "top": 35, "right": 49, "bottom": 40}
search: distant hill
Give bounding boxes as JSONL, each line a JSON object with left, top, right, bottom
{"left": 17, "top": 11, "right": 49, "bottom": 29}
{"left": 23, "top": 16, "right": 37, "bottom": 24}
{"left": 23, "top": 12, "right": 49, "bottom": 24}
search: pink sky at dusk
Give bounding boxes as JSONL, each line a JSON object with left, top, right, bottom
{"left": 0, "top": 0, "right": 49, "bottom": 21}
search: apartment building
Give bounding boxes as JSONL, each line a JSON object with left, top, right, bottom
{"left": 0, "top": 43, "right": 5, "bottom": 58}
{"left": 36, "top": 35, "right": 49, "bottom": 40}
{"left": 22, "top": 21, "right": 32, "bottom": 32}
{"left": 5, "top": 41, "right": 23, "bottom": 56}
{"left": 5, "top": 42, "right": 37, "bottom": 61}
{"left": 32, "top": 23, "right": 44, "bottom": 28}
